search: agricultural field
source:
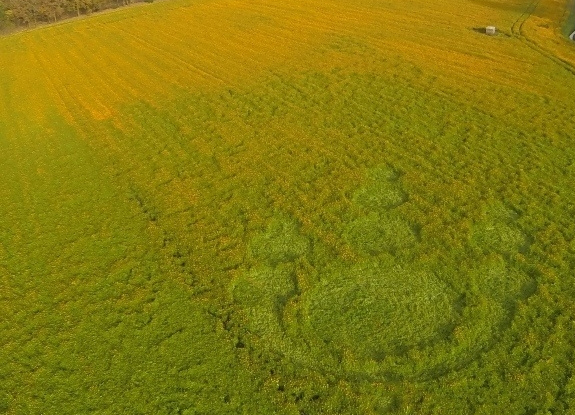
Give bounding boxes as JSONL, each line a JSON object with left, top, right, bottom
{"left": 1, "top": 0, "right": 575, "bottom": 413}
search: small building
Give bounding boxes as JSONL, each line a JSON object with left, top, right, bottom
{"left": 486, "top": 26, "right": 496, "bottom": 35}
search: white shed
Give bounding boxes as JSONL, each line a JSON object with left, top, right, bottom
{"left": 486, "top": 26, "right": 496, "bottom": 35}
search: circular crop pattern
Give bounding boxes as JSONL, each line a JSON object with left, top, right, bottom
{"left": 229, "top": 171, "right": 537, "bottom": 382}
{"left": 344, "top": 213, "right": 416, "bottom": 255}
{"left": 352, "top": 166, "right": 407, "bottom": 211}
{"left": 232, "top": 257, "right": 534, "bottom": 381}
{"left": 249, "top": 218, "right": 311, "bottom": 266}
{"left": 303, "top": 264, "right": 457, "bottom": 359}
{"left": 294, "top": 257, "right": 533, "bottom": 380}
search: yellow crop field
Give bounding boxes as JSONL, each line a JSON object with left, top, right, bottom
{"left": 1, "top": 0, "right": 575, "bottom": 413}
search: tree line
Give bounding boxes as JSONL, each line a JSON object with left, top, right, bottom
{"left": 0, "top": 0, "right": 150, "bottom": 32}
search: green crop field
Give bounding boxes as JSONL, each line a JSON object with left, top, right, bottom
{"left": 1, "top": 0, "right": 575, "bottom": 413}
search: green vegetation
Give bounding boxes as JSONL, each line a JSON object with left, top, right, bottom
{"left": 0, "top": 0, "right": 145, "bottom": 33}
{"left": 1, "top": 0, "right": 575, "bottom": 413}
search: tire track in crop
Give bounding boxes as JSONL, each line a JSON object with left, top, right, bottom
{"left": 65, "top": 27, "right": 172, "bottom": 100}
{"left": 160, "top": 17, "right": 283, "bottom": 79}
{"left": 88, "top": 24, "right": 208, "bottom": 95}
{"left": 31, "top": 49, "right": 89, "bottom": 121}
{"left": 236, "top": 0, "right": 517, "bottom": 89}
{"left": 48, "top": 34, "right": 130, "bottom": 109}
{"left": 113, "top": 25, "right": 228, "bottom": 86}
{"left": 511, "top": 0, "right": 540, "bottom": 36}
{"left": 161, "top": 7, "right": 331, "bottom": 74}
{"left": 229, "top": 0, "right": 361, "bottom": 43}
{"left": 29, "top": 48, "right": 77, "bottom": 125}
{"left": 149, "top": 19, "right": 276, "bottom": 84}
{"left": 32, "top": 32, "right": 126, "bottom": 122}
{"left": 32, "top": 39, "right": 133, "bottom": 156}
{"left": 202, "top": 4, "right": 316, "bottom": 53}
{"left": 69, "top": 26, "right": 202, "bottom": 108}
{"left": 115, "top": 19, "right": 234, "bottom": 84}
{"left": 511, "top": 0, "right": 575, "bottom": 75}
{"left": 246, "top": 2, "right": 368, "bottom": 39}
{"left": 242, "top": 0, "right": 423, "bottom": 46}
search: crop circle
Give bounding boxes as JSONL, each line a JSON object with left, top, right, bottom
{"left": 303, "top": 264, "right": 457, "bottom": 359}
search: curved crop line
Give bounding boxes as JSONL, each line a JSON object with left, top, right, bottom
{"left": 30, "top": 49, "right": 77, "bottom": 124}
{"left": 113, "top": 25, "right": 228, "bottom": 85}
{"left": 511, "top": 0, "right": 540, "bottom": 36}
{"left": 511, "top": 0, "right": 575, "bottom": 75}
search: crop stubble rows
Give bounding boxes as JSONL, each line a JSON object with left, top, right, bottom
{"left": 1, "top": 0, "right": 575, "bottom": 413}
